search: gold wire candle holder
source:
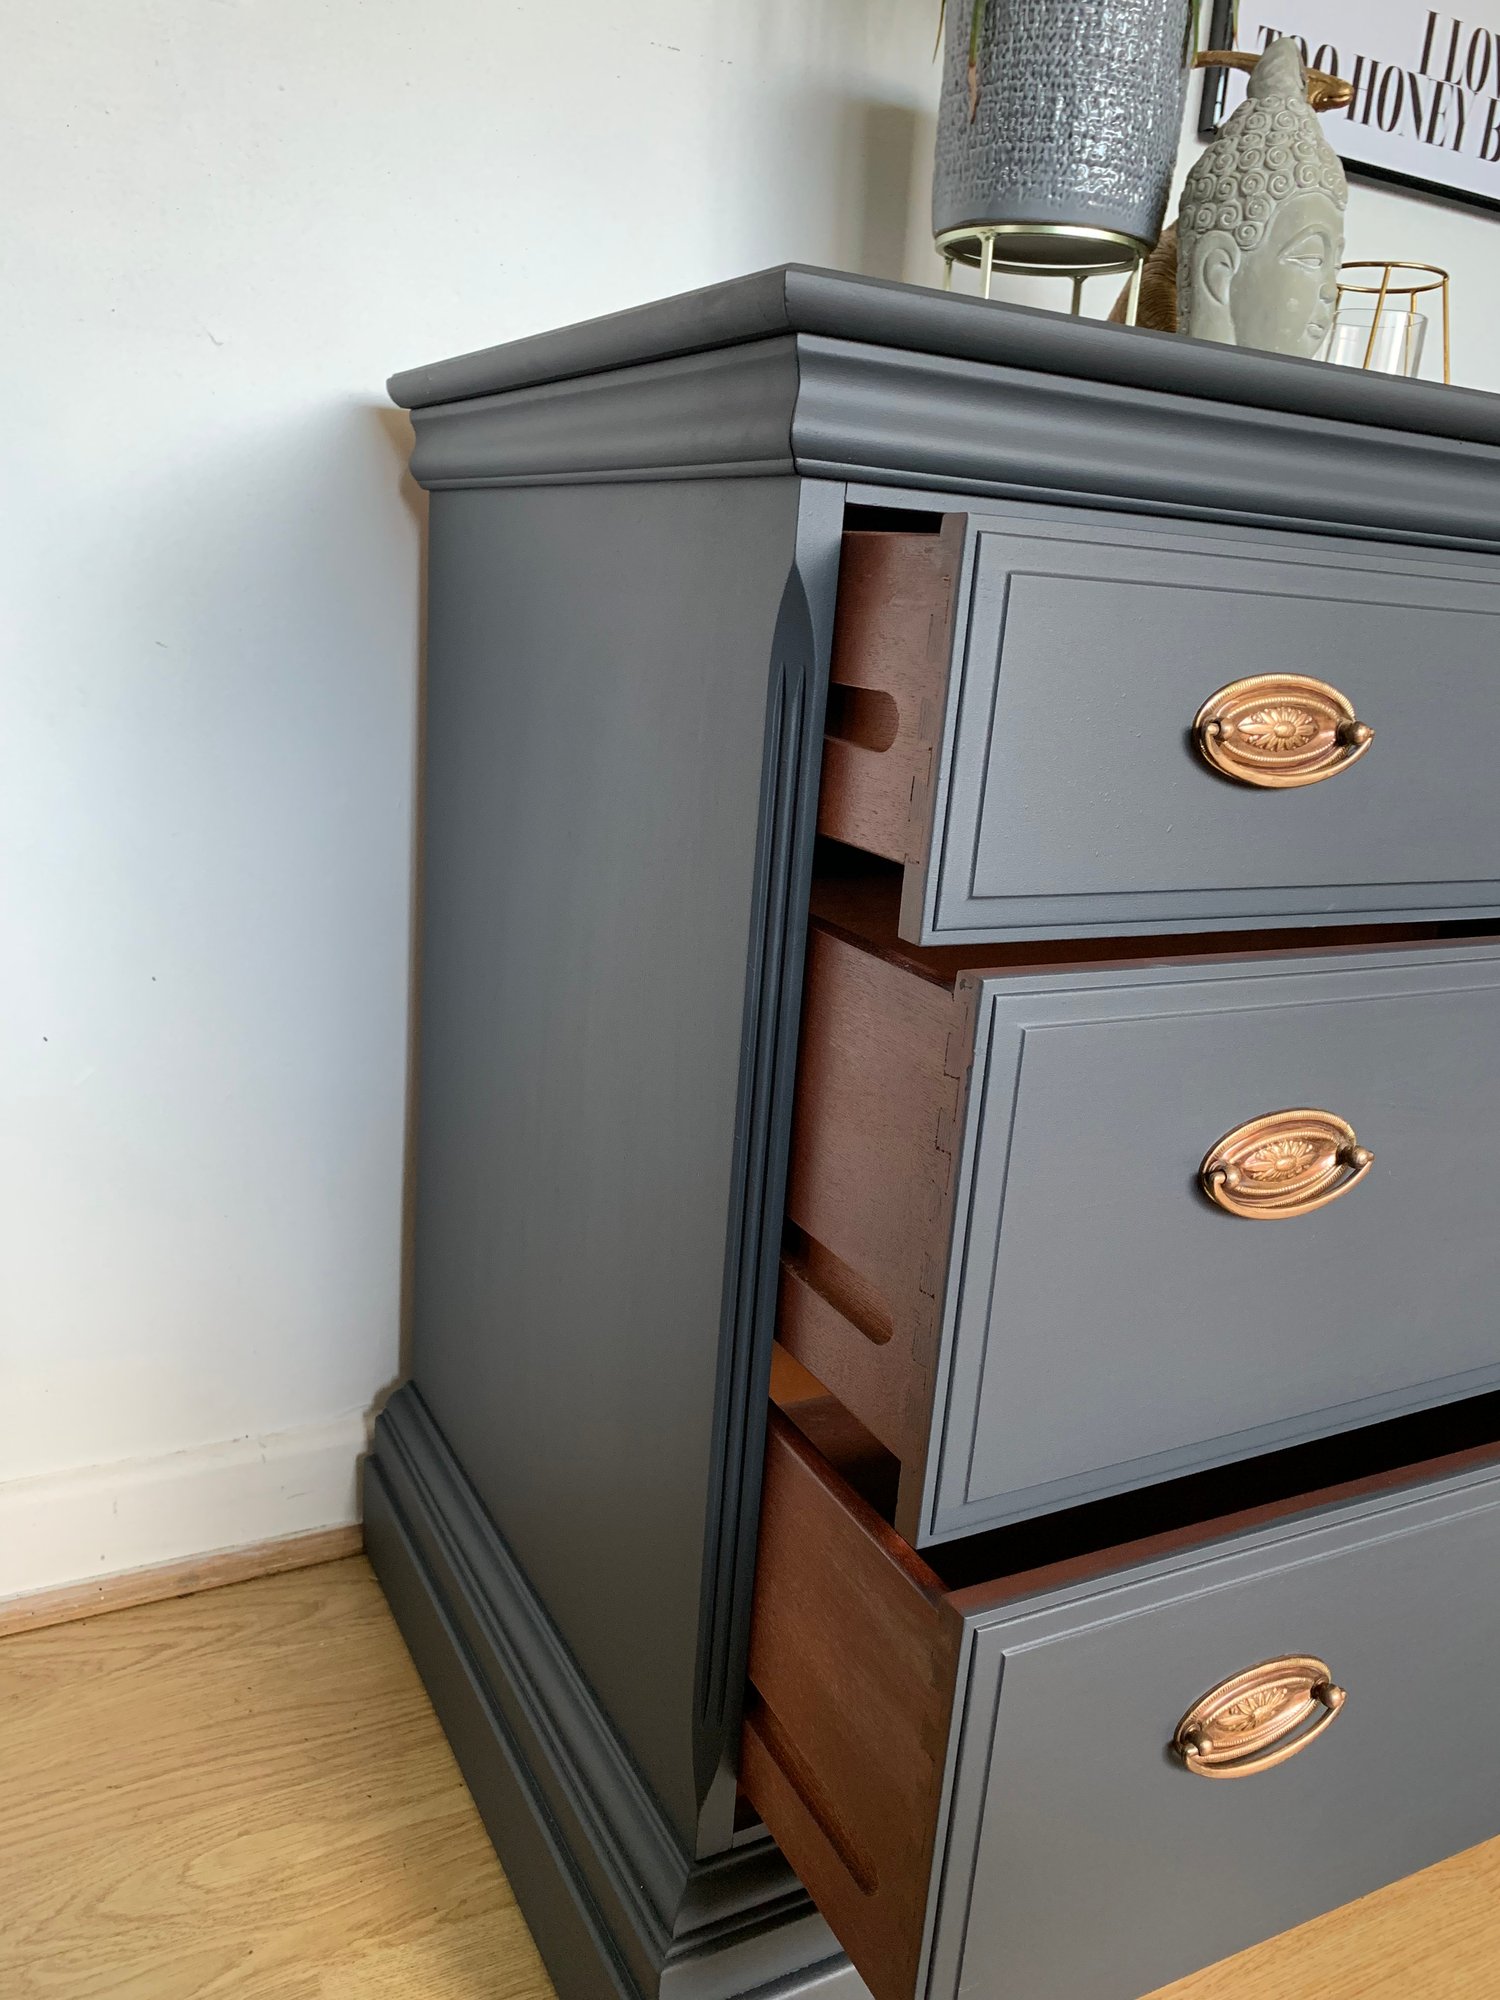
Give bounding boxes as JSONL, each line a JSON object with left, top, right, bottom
{"left": 1328, "top": 262, "right": 1451, "bottom": 382}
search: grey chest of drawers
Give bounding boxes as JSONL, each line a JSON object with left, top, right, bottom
{"left": 367, "top": 267, "right": 1500, "bottom": 2000}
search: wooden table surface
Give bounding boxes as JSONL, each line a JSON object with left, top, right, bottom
{"left": 1, "top": 1553, "right": 1495, "bottom": 1999}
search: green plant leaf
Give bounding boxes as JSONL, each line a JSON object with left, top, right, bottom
{"left": 968, "top": 0, "right": 985, "bottom": 65}
{"left": 1185, "top": 0, "right": 1239, "bottom": 63}
{"left": 1184, "top": 0, "right": 1202, "bottom": 63}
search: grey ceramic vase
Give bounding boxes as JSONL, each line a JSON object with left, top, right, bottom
{"left": 932, "top": 0, "right": 1191, "bottom": 253}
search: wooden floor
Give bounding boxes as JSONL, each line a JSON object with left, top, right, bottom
{"left": 0, "top": 1558, "right": 551, "bottom": 1999}
{"left": 3, "top": 1554, "right": 1498, "bottom": 2000}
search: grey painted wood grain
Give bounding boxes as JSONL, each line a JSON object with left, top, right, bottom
{"left": 381, "top": 280, "right": 1500, "bottom": 2000}
{"left": 407, "top": 475, "right": 837, "bottom": 1851}
{"left": 388, "top": 265, "right": 1500, "bottom": 453}
{"left": 696, "top": 483, "right": 846, "bottom": 1826}
{"left": 365, "top": 1459, "right": 637, "bottom": 2000}
{"left": 401, "top": 329, "right": 1500, "bottom": 550}
{"left": 924, "top": 1458, "right": 1500, "bottom": 2000}
{"left": 845, "top": 478, "right": 1500, "bottom": 583}
{"left": 790, "top": 335, "right": 1500, "bottom": 550}
{"left": 910, "top": 513, "right": 1500, "bottom": 941}
{"left": 366, "top": 1392, "right": 870, "bottom": 2000}
{"left": 922, "top": 944, "right": 1500, "bottom": 1543}
{"left": 405, "top": 339, "right": 799, "bottom": 491}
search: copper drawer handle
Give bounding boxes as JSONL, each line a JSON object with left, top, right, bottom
{"left": 1194, "top": 674, "right": 1373, "bottom": 788}
{"left": 1173, "top": 1656, "right": 1347, "bottom": 1779}
{"left": 1201, "top": 1108, "right": 1373, "bottom": 1220}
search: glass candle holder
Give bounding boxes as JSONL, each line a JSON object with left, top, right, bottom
{"left": 1319, "top": 262, "right": 1450, "bottom": 382}
{"left": 1320, "top": 305, "right": 1428, "bottom": 378}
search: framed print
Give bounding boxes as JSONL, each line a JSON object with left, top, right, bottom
{"left": 1200, "top": 1, "right": 1500, "bottom": 212}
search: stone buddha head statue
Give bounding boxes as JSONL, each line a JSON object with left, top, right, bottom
{"left": 1177, "top": 36, "right": 1348, "bottom": 357}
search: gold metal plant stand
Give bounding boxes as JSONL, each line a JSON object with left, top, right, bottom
{"left": 935, "top": 221, "right": 1149, "bottom": 325}
{"left": 1334, "top": 262, "right": 1452, "bottom": 383}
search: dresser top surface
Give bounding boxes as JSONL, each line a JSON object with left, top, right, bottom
{"left": 388, "top": 263, "right": 1500, "bottom": 446}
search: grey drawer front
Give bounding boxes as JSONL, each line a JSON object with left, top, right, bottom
{"left": 928, "top": 1461, "right": 1500, "bottom": 2000}
{"left": 914, "top": 516, "right": 1500, "bottom": 942}
{"left": 927, "top": 945, "right": 1500, "bottom": 1542}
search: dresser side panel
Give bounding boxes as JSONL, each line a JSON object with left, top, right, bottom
{"left": 409, "top": 476, "right": 808, "bottom": 1846}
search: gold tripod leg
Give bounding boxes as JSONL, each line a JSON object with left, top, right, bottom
{"left": 1124, "top": 251, "right": 1144, "bottom": 328}
{"left": 978, "top": 232, "right": 995, "bottom": 299}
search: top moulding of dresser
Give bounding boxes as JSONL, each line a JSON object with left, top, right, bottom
{"left": 821, "top": 507, "right": 1500, "bottom": 944}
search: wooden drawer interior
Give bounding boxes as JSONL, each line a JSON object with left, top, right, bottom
{"left": 744, "top": 1355, "right": 1500, "bottom": 2000}
{"left": 817, "top": 519, "right": 962, "bottom": 874}
{"left": 821, "top": 511, "right": 1500, "bottom": 943}
{"left": 797, "top": 510, "right": 1500, "bottom": 1993}
{"left": 784, "top": 865, "right": 1493, "bottom": 1541}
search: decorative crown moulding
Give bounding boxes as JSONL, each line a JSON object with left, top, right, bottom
{"left": 388, "top": 264, "right": 1500, "bottom": 448}
{"left": 397, "top": 308, "right": 1500, "bottom": 552}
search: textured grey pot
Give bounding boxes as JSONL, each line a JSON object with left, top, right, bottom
{"left": 932, "top": 0, "right": 1191, "bottom": 254}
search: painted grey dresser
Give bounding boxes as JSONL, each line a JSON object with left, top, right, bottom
{"left": 368, "top": 267, "right": 1500, "bottom": 2000}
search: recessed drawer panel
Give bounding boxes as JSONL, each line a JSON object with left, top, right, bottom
{"left": 782, "top": 904, "right": 1500, "bottom": 1545}
{"left": 743, "top": 1397, "right": 1500, "bottom": 2000}
{"left": 819, "top": 515, "right": 1500, "bottom": 942}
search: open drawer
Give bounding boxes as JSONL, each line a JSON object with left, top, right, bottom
{"left": 783, "top": 877, "right": 1500, "bottom": 1544}
{"left": 742, "top": 1378, "right": 1500, "bottom": 2000}
{"left": 820, "top": 513, "right": 1500, "bottom": 943}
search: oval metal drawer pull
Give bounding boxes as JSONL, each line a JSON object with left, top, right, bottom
{"left": 1173, "top": 1656, "right": 1347, "bottom": 1779}
{"left": 1194, "top": 674, "right": 1373, "bottom": 788}
{"left": 1200, "top": 1108, "right": 1373, "bottom": 1219}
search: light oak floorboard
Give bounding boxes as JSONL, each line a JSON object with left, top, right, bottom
{"left": 0, "top": 1556, "right": 556, "bottom": 2000}
{"left": 0, "top": 1526, "right": 365, "bottom": 1639}
{"left": 6, "top": 1550, "right": 1499, "bottom": 1999}
{"left": 1150, "top": 1834, "right": 1500, "bottom": 1997}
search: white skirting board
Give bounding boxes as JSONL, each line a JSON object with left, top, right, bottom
{"left": 0, "top": 1410, "right": 370, "bottom": 1602}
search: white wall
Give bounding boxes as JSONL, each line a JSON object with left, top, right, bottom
{"left": 2, "top": 2, "right": 1495, "bottom": 1599}
{"left": 0, "top": 0, "right": 940, "bottom": 1599}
